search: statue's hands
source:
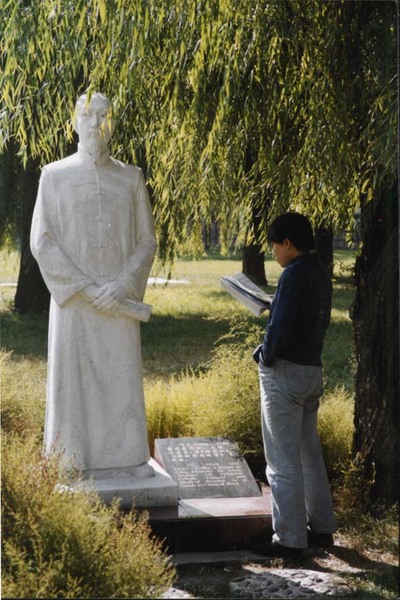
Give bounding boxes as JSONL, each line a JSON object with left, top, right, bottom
{"left": 92, "top": 280, "right": 129, "bottom": 312}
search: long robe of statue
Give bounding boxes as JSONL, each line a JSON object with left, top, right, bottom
{"left": 31, "top": 143, "right": 156, "bottom": 472}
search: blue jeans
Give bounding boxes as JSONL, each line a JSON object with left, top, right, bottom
{"left": 259, "top": 359, "right": 337, "bottom": 548}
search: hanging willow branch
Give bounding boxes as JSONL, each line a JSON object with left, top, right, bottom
{"left": 0, "top": 0, "right": 397, "bottom": 261}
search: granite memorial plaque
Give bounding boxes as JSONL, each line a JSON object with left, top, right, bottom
{"left": 154, "top": 437, "right": 262, "bottom": 499}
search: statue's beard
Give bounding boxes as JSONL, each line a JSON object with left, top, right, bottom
{"left": 79, "top": 131, "right": 110, "bottom": 160}
{"left": 84, "top": 138, "right": 105, "bottom": 159}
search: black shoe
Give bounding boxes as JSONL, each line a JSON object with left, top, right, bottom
{"left": 307, "top": 531, "right": 334, "bottom": 548}
{"left": 251, "top": 539, "right": 303, "bottom": 559}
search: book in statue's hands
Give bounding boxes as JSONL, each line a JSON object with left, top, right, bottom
{"left": 220, "top": 272, "right": 273, "bottom": 317}
{"left": 115, "top": 298, "right": 152, "bottom": 322}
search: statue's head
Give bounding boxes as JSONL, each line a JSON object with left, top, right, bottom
{"left": 74, "top": 92, "right": 114, "bottom": 155}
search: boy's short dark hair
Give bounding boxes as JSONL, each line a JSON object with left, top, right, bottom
{"left": 267, "top": 212, "right": 315, "bottom": 252}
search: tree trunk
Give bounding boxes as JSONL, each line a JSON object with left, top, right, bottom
{"left": 314, "top": 226, "right": 334, "bottom": 276}
{"left": 351, "top": 182, "right": 399, "bottom": 503}
{"left": 242, "top": 241, "right": 268, "bottom": 286}
{"left": 14, "top": 161, "right": 50, "bottom": 314}
{"left": 241, "top": 145, "right": 268, "bottom": 286}
{"left": 242, "top": 198, "right": 268, "bottom": 286}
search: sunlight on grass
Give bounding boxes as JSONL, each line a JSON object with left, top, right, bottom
{"left": 145, "top": 335, "right": 263, "bottom": 464}
{"left": 1, "top": 352, "right": 46, "bottom": 438}
{"left": 0, "top": 249, "right": 19, "bottom": 310}
{"left": 0, "top": 248, "right": 19, "bottom": 282}
{"left": 319, "top": 388, "right": 354, "bottom": 475}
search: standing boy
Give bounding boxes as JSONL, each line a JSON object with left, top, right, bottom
{"left": 253, "top": 212, "right": 337, "bottom": 558}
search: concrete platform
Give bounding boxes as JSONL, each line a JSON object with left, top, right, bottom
{"left": 145, "top": 486, "right": 272, "bottom": 553}
{"left": 77, "top": 458, "right": 179, "bottom": 509}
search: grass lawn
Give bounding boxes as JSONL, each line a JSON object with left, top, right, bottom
{"left": 0, "top": 248, "right": 356, "bottom": 380}
{"left": 152, "top": 249, "right": 353, "bottom": 378}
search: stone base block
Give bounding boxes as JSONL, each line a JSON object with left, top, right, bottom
{"left": 73, "top": 459, "right": 179, "bottom": 509}
{"left": 146, "top": 486, "right": 272, "bottom": 553}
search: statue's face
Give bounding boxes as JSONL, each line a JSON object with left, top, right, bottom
{"left": 75, "top": 95, "right": 114, "bottom": 152}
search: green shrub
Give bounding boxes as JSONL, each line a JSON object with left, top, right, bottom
{"left": 145, "top": 375, "right": 195, "bottom": 454}
{"left": 2, "top": 434, "right": 175, "bottom": 599}
{"left": 146, "top": 321, "right": 263, "bottom": 463}
{"left": 334, "top": 454, "right": 399, "bottom": 557}
{"left": 318, "top": 387, "right": 354, "bottom": 477}
{"left": 189, "top": 341, "right": 262, "bottom": 459}
{"left": 146, "top": 319, "right": 354, "bottom": 478}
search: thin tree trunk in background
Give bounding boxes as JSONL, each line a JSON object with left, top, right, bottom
{"left": 241, "top": 146, "right": 268, "bottom": 287}
{"left": 351, "top": 182, "right": 399, "bottom": 503}
{"left": 242, "top": 211, "right": 268, "bottom": 286}
{"left": 314, "top": 226, "right": 334, "bottom": 276}
{"left": 242, "top": 241, "right": 268, "bottom": 286}
{"left": 14, "top": 161, "right": 50, "bottom": 314}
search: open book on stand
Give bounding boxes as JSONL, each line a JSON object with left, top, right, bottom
{"left": 220, "top": 272, "right": 273, "bottom": 317}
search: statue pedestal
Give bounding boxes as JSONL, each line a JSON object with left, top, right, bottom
{"left": 76, "top": 459, "right": 179, "bottom": 509}
{"left": 145, "top": 437, "right": 272, "bottom": 553}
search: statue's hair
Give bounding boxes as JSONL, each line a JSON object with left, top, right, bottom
{"left": 75, "top": 92, "right": 110, "bottom": 112}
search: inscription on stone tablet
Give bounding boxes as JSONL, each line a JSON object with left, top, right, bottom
{"left": 154, "top": 437, "right": 262, "bottom": 499}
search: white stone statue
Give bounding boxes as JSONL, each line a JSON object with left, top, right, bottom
{"left": 31, "top": 92, "right": 157, "bottom": 480}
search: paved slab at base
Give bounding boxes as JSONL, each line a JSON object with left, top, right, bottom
{"left": 77, "top": 459, "right": 179, "bottom": 508}
{"left": 161, "top": 565, "right": 350, "bottom": 599}
{"left": 171, "top": 550, "right": 271, "bottom": 565}
{"left": 162, "top": 589, "right": 195, "bottom": 599}
{"left": 230, "top": 568, "right": 350, "bottom": 598}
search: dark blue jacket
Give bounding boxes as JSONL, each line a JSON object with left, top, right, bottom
{"left": 254, "top": 253, "right": 332, "bottom": 367}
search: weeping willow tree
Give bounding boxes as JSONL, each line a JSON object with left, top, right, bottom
{"left": 1, "top": 0, "right": 398, "bottom": 500}
{"left": 1, "top": 1, "right": 363, "bottom": 259}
